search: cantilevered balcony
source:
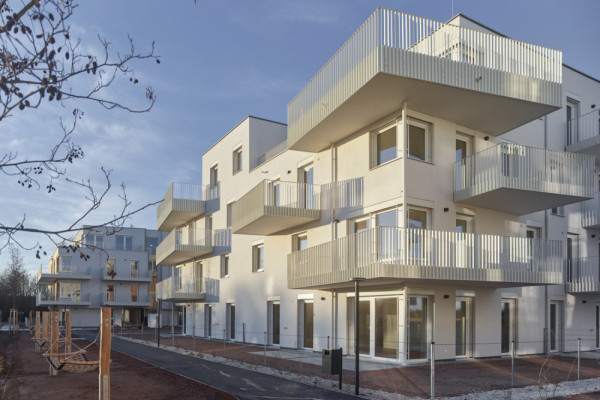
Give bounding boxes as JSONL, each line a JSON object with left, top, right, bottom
{"left": 36, "top": 293, "right": 91, "bottom": 307}
{"left": 582, "top": 193, "right": 600, "bottom": 229}
{"left": 566, "top": 110, "right": 600, "bottom": 162}
{"left": 565, "top": 258, "right": 600, "bottom": 294}
{"left": 156, "top": 276, "right": 217, "bottom": 302}
{"left": 157, "top": 183, "right": 219, "bottom": 232}
{"left": 101, "top": 266, "right": 152, "bottom": 283}
{"left": 232, "top": 180, "right": 321, "bottom": 235}
{"left": 36, "top": 265, "right": 92, "bottom": 285}
{"left": 288, "top": 227, "right": 562, "bottom": 290}
{"left": 454, "top": 143, "right": 594, "bottom": 215}
{"left": 156, "top": 228, "right": 221, "bottom": 266}
{"left": 102, "top": 293, "right": 152, "bottom": 307}
{"left": 287, "top": 9, "right": 562, "bottom": 153}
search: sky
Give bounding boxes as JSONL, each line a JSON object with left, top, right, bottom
{"left": 2, "top": 0, "right": 600, "bottom": 275}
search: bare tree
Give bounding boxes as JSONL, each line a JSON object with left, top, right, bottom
{"left": 0, "top": 0, "right": 161, "bottom": 255}
{"left": 0, "top": 246, "right": 35, "bottom": 317}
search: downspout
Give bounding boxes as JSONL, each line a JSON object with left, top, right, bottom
{"left": 544, "top": 114, "right": 549, "bottom": 355}
{"left": 331, "top": 143, "right": 338, "bottom": 348}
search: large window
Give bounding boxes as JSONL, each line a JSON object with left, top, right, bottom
{"left": 233, "top": 146, "right": 243, "bottom": 174}
{"left": 407, "top": 120, "right": 431, "bottom": 162}
{"left": 252, "top": 243, "right": 264, "bottom": 272}
{"left": 145, "top": 237, "right": 158, "bottom": 255}
{"left": 60, "top": 282, "right": 80, "bottom": 300}
{"left": 130, "top": 284, "right": 138, "bottom": 302}
{"left": 210, "top": 164, "right": 218, "bottom": 187}
{"left": 106, "top": 258, "right": 115, "bottom": 277}
{"left": 373, "top": 125, "right": 397, "bottom": 167}
{"left": 130, "top": 260, "right": 138, "bottom": 278}
{"left": 226, "top": 202, "right": 234, "bottom": 228}
{"left": 116, "top": 235, "right": 132, "bottom": 251}
{"left": 59, "top": 256, "right": 72, "bottom": 272}
{"left": 106, "top": 284, "right": 114, "bottom": 302}
{"left": 85, "top": 233, "right": 104, "bottom": 248}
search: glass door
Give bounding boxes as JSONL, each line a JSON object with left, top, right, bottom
{"left": 299, "top": 300, "right": 314, "bottom": 349}
{"left": 455, "top": 134, "right": 472, "bottom": 190}
{"left": 408, "top": 296, "right": 429, "bottom": 360}
{"left": 501, "top": 300, "right": 515, "bottom": 354}
{"left": 268, "top": 301, "right": 280, "bottom": 345}
{"left": 456, "top": 297, "right": 472, "bottom": 357}
{"left": 375, "top": 298, "right": 398, "bottom": 358}
{"left": 550, "top": 301, "right": 562, "bottom": 352}
{"left": 204, "top": 304, "right": 212, "bottom": 337}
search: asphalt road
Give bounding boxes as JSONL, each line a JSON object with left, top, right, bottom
{"left": 77, "top": 330, "right": 362, "bottom": 400}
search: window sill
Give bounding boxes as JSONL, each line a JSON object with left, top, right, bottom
{"left": 406, "top": 156, "right": 434, "bottom": 166}
{"left": 370, "top": 156, "right": 401, "bottom": 171}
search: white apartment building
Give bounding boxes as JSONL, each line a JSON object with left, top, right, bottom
{"left": 155, "top": 9, "right": 600, "bottom": 364}
{"left": 36, "top": 226, "right": 173, "bottom": 327}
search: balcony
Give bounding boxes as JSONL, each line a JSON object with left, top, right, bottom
{"left": 565, "top": 258, "right": 600, "bottom": 294}
{"left": 36, "top": 293, "right": 91, "bottom": 307}
{"left": 101, "top": 267, "right": 152, "bottom": 283}
{"left": 454, "top": 143, "right": 594, "bottom": 215}
{"left": 582, "top": 193, "right": 600, "bottom": 229}
{"left": 102, "top": 293, "right": 152, "bottom": 308}
{"left": 232, "top": 180, "right": 321, "bottom": 235}
{"left": 156, "top": 228, "right": 216, "bottom": 266}
{"left": 36, "top": 265, "right": 92, "bottom": 285}
{"left": 157, "top": 183, "right": 219, "bottom": 232}
{"left": 565, "top": 110, "right": 600, "bottom": 162}
{"left": 287, "top": 227, "right": 562, "bottom": 290}
{"left": 155, "top": 276, "right": 218, "bottom": 302}
{"left": 287, "top": 9, "right": 562, "bottom": 153}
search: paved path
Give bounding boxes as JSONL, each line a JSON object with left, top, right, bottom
{"left": 77, "top": 330, "right": 361, "bottom": 400}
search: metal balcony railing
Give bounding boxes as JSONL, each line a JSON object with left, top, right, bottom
{"left": 36, "top": 292, "right": 91, "bottom": 305}
{"left": 287, "top": 8, "right": 562, "bottom": 147}
{"left": 288, "top": 227, "right": 562, "bottom": 288}
{"left": 454, "top": 143, "right": 594, "bottom": 205}
{"left": 36, "top": 264, "right": 92, "bottom": 283}
{"left": 252, "top": 139, "right": 288, "bottom": 170}
{"left": 103, "top": 293, "right": 152, "bottom": 306}
{"left": 155, "top": 276, "right": 211, "bottom": 301}
{"left": 566, "top": 109, "right": 600, "bottom": 149}
{"left": 582, "top": 192, "right": 600, "bottom": 229}
{"left": 157, "top": 182, "right": 219, "bottom": 231}
{"left": 565, "top": 257, "right": 600, "bottom": 293}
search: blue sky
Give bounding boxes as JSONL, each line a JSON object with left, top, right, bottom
{"left": 2, "top": 0, "right": 600, "bottom": 275}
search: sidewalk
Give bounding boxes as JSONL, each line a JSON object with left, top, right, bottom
{"left": 109, "top": 327, "right": 600, "bottom": 399}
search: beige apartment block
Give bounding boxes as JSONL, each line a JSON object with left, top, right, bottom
{"left": 155, "top": 9, "right": 600, "bottom": 363}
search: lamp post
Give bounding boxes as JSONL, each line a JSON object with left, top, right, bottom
{"left": 353, "top": 277, "right": 365, "bottom": 396}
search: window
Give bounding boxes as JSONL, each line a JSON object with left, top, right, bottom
{"left": 407, "top": 120, "right": 431, "bottom": 162}
{"left": 293, "top": 233, "right": 308, "bottom": 252}
{"left": 106, "top": 258, "right": 115, "bottom": 277}
{"left": 226, "top": 202, "right": 234, "bottom": 228}
{"left": 298, "top": 163, "right": 314, "bottom": 208}
{"left": 566, "top": 98, "right": 580, "bottom": 145}
{"left": 407, "top": 207, "right": 431, "bottom": 260}
{"left": 456, "top": 215, "right": 473, "bottom": 233}
{"left": 252, "top": 243, "right": 264, "bottom": 272}
{"left": 60, "top": 282, "right": 80, "bottom": 300}
{"left": 59, "top": 256, "right": 72, "bottom": 272}
{"left": 232, "top": 147, "right": 242, "bottom": 174}
{"left": 116, "top": 235, "right": 132, "bottom": 251}
{"left": 407, "top": 207, "right": 430, "bottom": 229}
{"left": 175, "top": 266, "right": 182, "bottom": 290}
{"left": 130, "top": 284, "right": 138, "bottom": 302}
{"left": 221, "top": 255, "right": 230, "bottom": 278}
{"left": 373, "top": 125, "right": 397, "bottom": 167}
{"left": 550, "top": 206, "right": 564, "bottom": 216}
{"left": 210, "top": 164, "right": 218, "bottom": 187}
{"left": 130, "top": 260, "right": 138, "bottom": 278}
{"left": 376, "top": 209, "right": 397, "bottom": 227}
{"left": 268, "top": 180, "right": 280, "bottom": 206}
{"left": 145, "top": 237, "right": 158, "bottom": 255}
{"left": 106, "top": 284, "right": 114, "bottom": 302}
{"left": 85, "top": 233, "right": 104, "bottom": 248}
{"left": 227, "top": 303, "right": 236, "bottom": 340}
{"left": 352, "top": 218, "right": 370, "bottom": 234}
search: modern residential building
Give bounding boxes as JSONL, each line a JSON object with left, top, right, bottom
{"left": 36, "top": 226, "right": 174, "bottom": 327}
{"left": 155, "top": 9, "right": 600, "bottom": 364}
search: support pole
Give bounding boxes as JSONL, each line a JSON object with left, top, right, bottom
{"left": 264, "top": 331, "right": 267, "bottom": 365}
{"left": 577, "top": 338, "right": 581, "bottom": 381}
{"left": 29, "top": 310, "right": 32, "bottom": 331}
{"left": 50, "top": 311, "right": 59, "bottom": 376}
{"left": 157, "top": 299, "right": 161, "bottom": 348}
{"left": 35, "top": 311, "right": 41, "bottom": 352}
{"left": 100, "top": 307, "right": 112, "bottom": 400}
{"left": 42, "top": 311, "right": 49, "bottom": 346}
{"left": 353, "top": 278, "right": 364, "bottom": 396}
{"left": 65, "top": 311, "right": 71, "bottom": 353}
{"left": 430, "top": 342, "right": 435, "bottom": 399}
{"left": 511, "top": 340, "right": 515, "bottom": 388}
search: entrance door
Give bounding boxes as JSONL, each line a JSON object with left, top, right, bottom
{"left": 298, "top": 300, "right": 313, "bottom": 349}
{"left": 550, "top": 301, "right": 562, "bottom": 352}
{"left": 226, "top": 303, "right": 235, "bottom": 340}
{"left": 204, "top": 304, "right": 212, "bottom": 337}
{"left": 268, "top": 301, "right": 280, "bottom": 345}
{"left": 501, "top": 300, "right": 516, "bottom": 353}
{"left": 408, "top": 297, "right": 429, "bottom": 360}
{"left": 456, "top": 297, "right": 472, "bottom": 357}
{"left": 375, "top": 298, "right": 398, "bottom": 358}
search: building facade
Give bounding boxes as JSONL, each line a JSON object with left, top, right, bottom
{"left": 155, "top": 10, "right": 600, "bottom": 363}
{"left": 36, "top": 226, "right": 173, "bottom": 327}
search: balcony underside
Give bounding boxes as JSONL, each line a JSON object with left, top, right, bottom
{"left": 454, "top": 186, "right": 590, "bottom": 215}
{"left": 233, "top": 207, "right": 320, "bottom": 235}
{"left": 36, "top": 273, "right": 92, "bottom": 285}
{"left": 101, "top": 276, "right": 152, "bottom": 283}
{"left": 289, "top": 70, "right": 559, "bottom": 153}
{"left": 566, "top": 282, "right": 600, "bottom": 294}
{"left": 36, "top": 300, "right": 91, "bottom": 307}
{"left": 288, "top": 264, "right": 561, "bottom": 291}
{"left": 158, "top": 293, "right": 206, "bottom": 303}
{"left": 157, "top": 245, "right": 213, "bottom": 266}
{"left": 566, "top": 137, "right": 600, "bottom": 166}
{"left": 157, "top": 199, "right": 205, "bottom": 232}
{"left": 102, "top": 301, "right": 152, "bottom": 307}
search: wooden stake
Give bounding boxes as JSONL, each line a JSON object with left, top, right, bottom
{"left": 99, "top": 307, "right": 111, "bottom": 400}
{"left": 35, "top": 311, "right": 41, "bottom": 352}
{"left": 50, "top": 311, "right": 59, "bottom": 376}
{"left": 42, "top": 312, "right": 49, "bottom": 343}
{"left": 29, "top": 311, "right": 32, "bottom": 330}
{"left": 65, "top": 311, "right": 72, "bottom": 353}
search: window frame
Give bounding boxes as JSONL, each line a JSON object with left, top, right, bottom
{"left": 371, "top": 123, "right": 398, "bottom": 168}
{"left": 130, "top": 260, "right": 139, "bottom": 278}
{"left": 252, "top": 243, "right": 265, "bottom": 272}
{"left": 232, "top": 146, "right": 243, "bottom": 175}
{"left": 221, "top": 254, "right": 230, "bottom": 278}
{"left": 407, "top": 119, "right": 432, "bottom": 163}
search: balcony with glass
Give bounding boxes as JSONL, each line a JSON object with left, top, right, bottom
{"left": 565, "top": 257, "right": 600, "bottom": 294}
{"left": 288, "top": 227, "right": 562, "bottom": 290}
{"left": 287, "top": 9, "right": 562, "bottom": 153}
{"left": 232, "top": 180, "right": 321, "bottom": 235}
{"left": 155, "top": 276, "right": 217, "bottom": 302}
{"left": 565, "top": 109, "right": 600, "bottom": 160}
{"left": 36, "top": 292, "right": 91, "bottom": 307}
{"left": 582, "top": 193, "right": 600, "bottom": 229}
{"left": 36, "top": 262, "right": 92, "bottom": 285}
{"left": 101, "top": 261, "right": 152, "bottom": 283}
{"left": 156, "top": 228, "right": 216, "bottom": 266}
{"left": 157, "top": 182, "right": 219, "bottom": 232}
{"left": 454, "top": 143, "right": 594, "bottom": 215}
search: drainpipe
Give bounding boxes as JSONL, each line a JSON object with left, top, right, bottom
{"left": 544, "top": 114, "right": 549, "bottom": 355}
{"left": 331, "top": 143, "right": 338, "bottom": 348}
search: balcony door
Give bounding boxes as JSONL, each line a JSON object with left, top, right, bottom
{"left": 550, "top": 301, "right": 562, "bottom": 352}
{"left": 455, "top": 133, "right": 472, "bottom": 191}
{"left": 566, "top": 98, "right": 579, "bottom": 145}
{"left": 456, "top": 215, "right": 473, "bottom": 268}
{"left": 298, "top": 163, "right": 314, "bottom": 209}
{"left": 501, "top": 299, "right": 516, "bottom": 354}
{"left": 204, "top": 304, "right": 212, "bottom": 338}
{"left": 456, "top": 297, "right": 473, "bottom": 357}
{"left": 298, "top": 299, "right": 314, "bottom": 349}
{"left": 567, "top": 234, "right": 579, "bottom": 282}
{"left": 407, "top": 207, "right": 430, "bottom": 262}
{"left": 408, "top": 296, "right": 430, "bottom": 360}
{"left": 348, "top": 295, "right": 399, "bottom": 359}
{"left": 596, "top": 305, "right": 599, "bottom": 349}
{"left": 268, "top": 300, "right": 280, "bottom": 346}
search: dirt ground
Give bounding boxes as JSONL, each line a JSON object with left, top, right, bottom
{"left": 0, "top": 331, "right": 234, "bottom": 400}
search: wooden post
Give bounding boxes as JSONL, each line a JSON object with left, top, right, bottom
{"left": 65, "top": 311, "right": 72, "bottom": 353}
{"left": 42, "top": 312, "right": 49, "bottom": 343}
{"left": 50, "top": 311, "right": 59, "bottom": 376}
{"left": 99, "top": 307, "right": 111, "bottom": 400}
{"left": 35, "top": 311, "right": 41, "bottom": 352}
{"left": 29, "top": 311, "right": 32, "bottom": 330}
